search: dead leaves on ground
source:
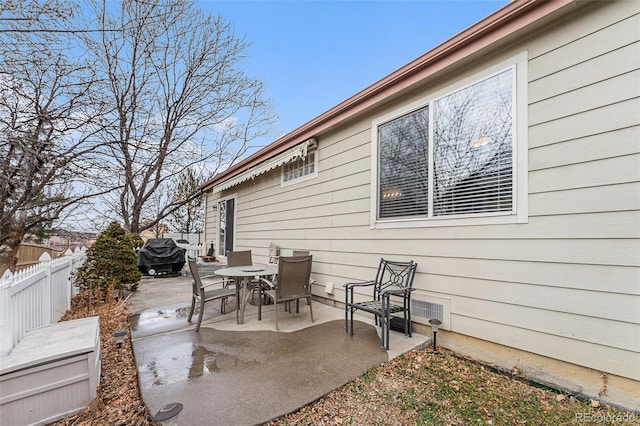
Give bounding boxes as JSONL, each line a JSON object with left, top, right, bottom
{"left": 268, "top": 348, "right": 633, "bottom": 426}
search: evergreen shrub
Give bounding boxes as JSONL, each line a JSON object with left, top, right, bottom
{"left": 74, "top": 221, "right": 141, "bottom": 298}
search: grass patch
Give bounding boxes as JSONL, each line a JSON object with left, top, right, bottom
{"left": 269, "top": 348, "right": 636, "bottom": 425}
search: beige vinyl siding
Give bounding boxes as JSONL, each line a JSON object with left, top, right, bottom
{"left": 529, "top": 127, "right": 639, "bottom": 170}
{"left": 529, "top": 185, "right": 640, "bottom": 216}
{"left": 520, "top": 2, "right": 639, "bottom": 378}
{"left": 203, "top": 193, "right": 217, "bottom": 247}
{"left": 453, "top": 314, "right": 638, "bottom": 381}
{"left": 527, "top": 4, "right": 639, "bottom": 82}
{"left": 529, "top": 98, "right": 639, "bottom": 147}
{"left": 455, "top": 0, "right": 639, "bottom": 379}
{"left": 529, "top": 154, "right": 640, "bottom": 193}
{"left": 207, "top": 0, "right": 640, "bottom": 383}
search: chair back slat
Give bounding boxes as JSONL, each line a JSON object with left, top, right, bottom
{"left": 292, "top": 250, "right": 310, "bottom": 257}
{"left": 277, "top": 256, "right": 312, "bottom": 298}
{"left": 188, "top": 257, "right": 202, "bottom": 294}
{"left": 227, "top": 250, "right": 252, "bottom": 267}
{"left": 374, "top": 258, "right": 417, "bottom": 299}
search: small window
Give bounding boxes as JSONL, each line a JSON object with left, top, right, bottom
{"left": 282, "top": 150, "right": 317, "bottom": 185}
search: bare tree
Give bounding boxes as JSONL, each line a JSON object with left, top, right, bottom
{"left": 85, "top": 0, "right": 274, "bottom": 234}
{"left": 0, "top": 1, "right": 108, "bottom": 269}
{"left": 0, "top": 0, "right": 273, "bottom": 268}
{"left": 167, "top": 168, "right": 204, "bottom": 234}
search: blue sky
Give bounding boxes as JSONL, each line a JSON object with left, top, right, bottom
{"left": 196, "top": 0, "right": 509, "bottom": 145}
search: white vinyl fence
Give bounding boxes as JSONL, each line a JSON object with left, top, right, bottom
{"left": 160, "top": 233, "right": 208, "bottom": 260}
{"left": 183, "top": 244, "right": 205, "bottom": 260}
{"left": 0, "top": 248, "right": 87, "bottom": 356}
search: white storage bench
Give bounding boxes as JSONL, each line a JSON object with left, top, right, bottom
{"left": 0, "top": 317, "right": 101, "bottom": 425}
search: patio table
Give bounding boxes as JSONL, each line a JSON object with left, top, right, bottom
{"left": 214, "top": 264, "right": 278, "bottom": 324}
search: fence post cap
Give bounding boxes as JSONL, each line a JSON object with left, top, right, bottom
{"left": 39, "top": 252, "right": 52, "bottom": 262}
{"left": 1, "top": 268, "right": 13, "bottom": 285}
{"left": 65, "top": 248, "right": 74, "bottom": 256}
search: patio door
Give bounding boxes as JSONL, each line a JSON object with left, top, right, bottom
{"left": 218, "top": 197, "right": 235, "bottom": 257}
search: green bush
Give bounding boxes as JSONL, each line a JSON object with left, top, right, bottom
{"left": 74, "top": 221, "right": 141, "bottom": 298}
{"left": 129, "top": 232, "right": 144, "bottom": 249}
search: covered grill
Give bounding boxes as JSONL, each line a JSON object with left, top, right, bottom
{"left": 137, "top": 238, "right": 186, "bottom": 276}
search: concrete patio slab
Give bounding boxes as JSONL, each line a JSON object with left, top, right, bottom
{"left": 127, "top": 273, "right": 429, "bottom": 425}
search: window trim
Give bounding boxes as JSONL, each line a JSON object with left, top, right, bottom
{"left": 281, "top": 148, "right": 318, "bottom": 187}
{"left": 370, "top": 52, "right": 528, "bottom": 229}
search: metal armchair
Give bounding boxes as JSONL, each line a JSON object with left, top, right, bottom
{"left": 344, "top": 258, "right": 417, "bottom": 349}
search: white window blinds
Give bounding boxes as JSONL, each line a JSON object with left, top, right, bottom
{"left": 433, "top": 69, "right": 513, "bottom": 216}
{"left": 378, "top": 106, "right": 429, "bottom": 219}
{"left": 377, "top": 68, "right": 514, "bottom": 221}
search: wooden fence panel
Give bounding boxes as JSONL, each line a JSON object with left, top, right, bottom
{"left": 0, "top": 243, "right": 64, "bottom": 275}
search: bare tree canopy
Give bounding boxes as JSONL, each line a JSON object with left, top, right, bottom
{"left": 85, "top": 0, "right": 274, "bottom": 233}
{"left": 0, "top": 0, "right": 274, "bottom": 266}
{"left": 0, "top": 0, "right": 109, "bottom": 269}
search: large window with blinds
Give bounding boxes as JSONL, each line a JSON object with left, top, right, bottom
{"left": 377, "top": 67, "right": 515, "bottom": 222}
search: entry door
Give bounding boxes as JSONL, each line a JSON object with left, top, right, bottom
{"left": 218, "top": 198, "right": 235, "bottom": 257}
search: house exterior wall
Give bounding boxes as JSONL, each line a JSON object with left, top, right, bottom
{"left": 204, "top": 0, "right": 640, "bottom": 409}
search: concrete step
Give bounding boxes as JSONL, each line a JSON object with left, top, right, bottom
{"left": 190, "top": 262, "right": 225, "bottom": 277}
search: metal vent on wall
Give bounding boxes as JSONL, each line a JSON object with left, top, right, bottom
{"left": 412, "top": 299, "right": 443, "bottom": 322}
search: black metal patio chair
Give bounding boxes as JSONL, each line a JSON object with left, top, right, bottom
{"left": 344, "top": 258, "right": 417, "bottom": 349}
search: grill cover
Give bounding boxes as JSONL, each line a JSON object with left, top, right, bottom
{"left": 137, "top": 238, "right": 186, "bottom": 274}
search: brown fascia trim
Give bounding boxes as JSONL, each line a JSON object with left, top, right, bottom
{"left": 201, "top": 0, "right": 574, "bottom": 192}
